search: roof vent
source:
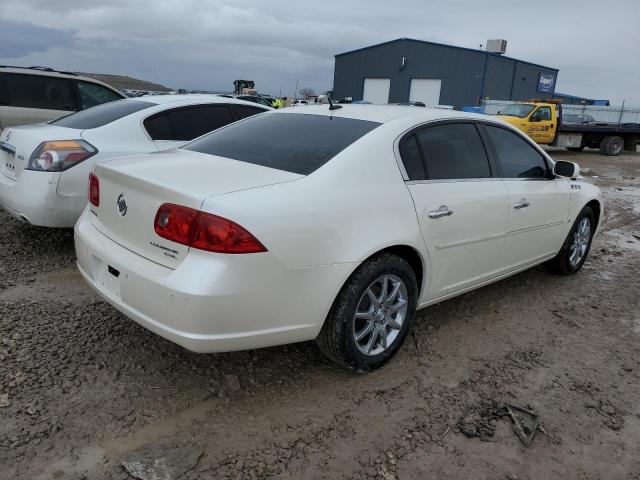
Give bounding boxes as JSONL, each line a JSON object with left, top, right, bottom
{"left": 486, "top": 39, "right": 507, "bottom": 55}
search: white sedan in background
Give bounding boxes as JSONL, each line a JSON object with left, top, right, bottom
{"left": 75, "top": 105, "right": 602, "bottom": 370}
{"left": 0, "top": 95, "right": 270, "bottom": 227}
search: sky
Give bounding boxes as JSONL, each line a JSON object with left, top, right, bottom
{"left": 1, "top": 0, "right": 639, "bottom": 104}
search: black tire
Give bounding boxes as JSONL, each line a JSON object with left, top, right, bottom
{"left": 548, "top": 206, "right": 595, "bottom": 275}
{"left": 566, "top": 146, "right": 584, "bottom": 152}
{"left": 600, "top": 136, "right": 624, "bottom": 156}
{"left": 316, "top": 253, "right": 418, "bottom": 370}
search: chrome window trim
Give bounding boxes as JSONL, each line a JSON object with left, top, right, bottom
{"left": 393, "top": 117, "right": 556, "bottom": 183}
{"left": 406, "top": 178, "right": 502, "bottom": 185}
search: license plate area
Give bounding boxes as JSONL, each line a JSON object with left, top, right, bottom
{"left": 92, "top": 255, "right": 121, "bottom": 298}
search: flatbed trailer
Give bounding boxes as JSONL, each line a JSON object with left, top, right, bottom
{"left": 496, "top": 101, "right": 640, "bottom": 156}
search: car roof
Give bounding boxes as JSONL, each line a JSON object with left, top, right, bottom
{"left": 135, "top": 94, "right": 272, "bottom": 108}
{"left": 276, "top": 104, "right": 490, "bottom": 124}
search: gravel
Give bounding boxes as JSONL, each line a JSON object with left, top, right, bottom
{"left": 2, "top": 149, "right": 640, "bottom": 479}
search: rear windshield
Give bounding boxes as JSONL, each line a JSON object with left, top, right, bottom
{"left": 51, "top": 99, "right": 155, "bottom": 129}
{"left": 183, "top": 113, "right": 380, "bottom": 175}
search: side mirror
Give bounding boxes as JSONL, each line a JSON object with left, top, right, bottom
{"left": 529, "top": 114, "right": 540, "bottom": 122}
{"left": 553, "top": 160, "right": 580, "bottom": 179}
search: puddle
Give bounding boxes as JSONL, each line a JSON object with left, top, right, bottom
{"left": 595, "top": 271, "right": 615, "bottom": 281}
{"left": 604, "top": 186, "right": 640, "bottom": 215}
{"left": 605, "top": 229, "right": 640, "bottom": 252}
{"left": 34, "top": 446, "right": 106, "bottom": 480}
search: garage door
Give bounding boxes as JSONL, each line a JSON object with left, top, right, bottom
{"left": 363, "top": 78, "right": 390, "bottom": 104}
{"left": 409, "top": 79, "right": 442, "bottom": 106}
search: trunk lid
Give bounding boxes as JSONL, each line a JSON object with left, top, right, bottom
{"left": 91, "top": 149, "right": 302, "bottom": 268}
{"left": 0, "top": 123, "right": 82, "bottom": 181}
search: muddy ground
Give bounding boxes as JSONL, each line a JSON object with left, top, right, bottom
{"left": 1, "top": 149, "right": 640, "bottom": 480}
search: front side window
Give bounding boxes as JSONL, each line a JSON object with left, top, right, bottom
{"left": 498, "top": 104, "right": 535, "bottom": 118}
{"left": 51, "top": 99, "right": 155, "bottom": 129}
{"left": 184, "top": 113, "right": 380, "bottom": 175}
{"left": 531, "top": 106, "right": 552, "bottom": 121}
{"left": 482, "top": 125, "right": 549, "bottom": 179}
{"left": 3, "top": 73, "right": 77, "bottom": 111}
{"left": 415, "top": 123, "right": 491, "bottom": 180}
{"left": 144, "top": 105, "right": 234, "bottom": 141}
{"left": 77, "top": 81, "right": 123, "bottom": 109}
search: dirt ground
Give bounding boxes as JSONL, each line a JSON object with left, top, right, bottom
{"left": 1, "top": 148, "right": 640, "bottom": 480}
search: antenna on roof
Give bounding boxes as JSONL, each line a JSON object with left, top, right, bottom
{"left": 328, "top": 95, "right": 342, "bottom": 111}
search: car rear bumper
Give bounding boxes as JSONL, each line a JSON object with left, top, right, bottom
{"left": 74, "top": 209, "right": 356, "bottom": 353}
{"left": 0, "top": 170, "right": 82, "bottom": 227}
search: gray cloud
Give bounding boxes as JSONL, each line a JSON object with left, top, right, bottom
{"left": 0, "top": 20, "right": 74, "bottom": 58}
{"left": 1, "top": 0, "right": 638, "bottom": 103}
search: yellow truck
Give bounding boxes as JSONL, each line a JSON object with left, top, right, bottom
{"left": 496, "top": 101, "right": 639, "bottom": 156}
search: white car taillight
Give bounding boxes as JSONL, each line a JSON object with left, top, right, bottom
{"left": 27, "top": 140, "right": 97, "bottom": 172}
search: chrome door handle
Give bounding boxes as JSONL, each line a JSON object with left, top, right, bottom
{"left": 513, "top": 199, "right": 530, "bottom": 209}
{"left": 428, "top": 205, "right": 454, "bottom": 219}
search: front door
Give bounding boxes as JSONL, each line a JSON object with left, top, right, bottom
{"left": 480, "top": 123, "right": 571, "bottom": 274}
{"left": 399, "top": 122, "right": 510, "bottom": 300}
{"left": 525, "top": 106, "right": 555, "bottom": 144}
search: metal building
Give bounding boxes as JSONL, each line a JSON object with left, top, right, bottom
{"left": 332, "top": 38, "right": 558, "bottom": 109}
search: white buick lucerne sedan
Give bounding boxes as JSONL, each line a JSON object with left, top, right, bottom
{"left": 74, "top": 105, "right": 603, "bottom": 370}
{"left": 0, "top": 95, "right": 270, "bottom": 227}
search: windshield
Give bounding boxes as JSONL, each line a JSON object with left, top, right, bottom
{"left": 51, "top": 99, "right": 155, "bottom": 129}
{"left": 183, "top": 112, "right": 380, "bottom": 175}
{"left": 498, "top": 104, "right": 535, "bottom": 118}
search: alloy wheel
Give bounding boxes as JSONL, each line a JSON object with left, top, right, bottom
{"left": 569, "top": 217, "right": 591, "bottom": 267}
{"left": 352, "top": 274, "right": 408, "bottom": 356}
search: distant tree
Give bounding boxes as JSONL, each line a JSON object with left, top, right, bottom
{"left": 299, "top": 87, "right": 316, "bottom": 99}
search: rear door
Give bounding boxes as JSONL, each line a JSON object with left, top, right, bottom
{"left": 480, "top": 124, "right": 570, "bottom": 273}
{"left": 144, "top": 104, "right": 235, "bottom": 150}
{"left": 401, "top": 122, "right": 510, "bottom": 300}
{"left": 0, "top": 73, "right": 78, "bottom": 127}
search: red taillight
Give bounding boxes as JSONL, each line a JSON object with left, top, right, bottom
{"left": 191, "top": 211, "right": 267, "bottom": 254}
{"left": 153, "top": 203, "right": 266, "bottom": 254}
{"left": 88, "top": 173, "right": 99, "bottom": 207}
{"left": 154, "top": 204, "right": 198, "bottom": 245}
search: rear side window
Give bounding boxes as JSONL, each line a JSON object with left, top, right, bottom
{"left": 2, "top": 73, "right": 77, "bottom": 111}
{"left": 184, "top": 113, "right": 380, "bottom": 175}
{"left": 398, "top": 135, "right": 426, "bottom": 180}
{"left": 52, "top": 99, "right": 155, "bottom": 129}
{"left": 144, "top": 105, "right": 234, "bottom": 141}
{"left": 415, "top": 123, "right": 491, "bottom": 180}
{"left": 77, "top": 81, "right": 123, "bottom": 109}
{"left": 233, "top": 105, "right": 267, "bottom": 120}
{"left": 482, "top": 125, "right": 548, "bottom": 178}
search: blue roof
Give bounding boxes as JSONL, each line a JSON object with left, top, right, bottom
{"left": 335, "top": 38, "right": 559, "bottom": 72}
{"left": 553, "top": 92, "right": 610, "bottom": 105}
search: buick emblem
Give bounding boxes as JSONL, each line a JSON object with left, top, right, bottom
{"left": 117, "top": 193, "right": 128, "bottom": 216}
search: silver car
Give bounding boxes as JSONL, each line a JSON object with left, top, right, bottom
{"left": 0, "top": 66, "right": 125, "bottom": 131}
